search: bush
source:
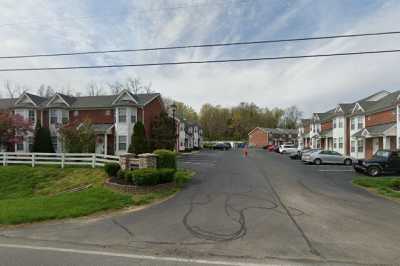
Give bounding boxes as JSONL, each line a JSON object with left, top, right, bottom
{"left": 128, "top": 122, "right": 149, "bottom": 154}
{"left": 158, "top": 168, "right": 176, "bottom": 183}
{"left": 124, "top": 171, "right": 134, "bottom": 183}
{"left": 132, "top": 168, "right": 159, "bottom": 186}
{"left": 116, "top": 169, "right": 125, "bottom": 180}
{"left": 104, "top": 163, "right": 121, "bottom": 177}
{"left": 174, "top": 170, "right": 193, "bottom": 186}
{"left": 154, "top": 149, "right": 177, "bottom": 169}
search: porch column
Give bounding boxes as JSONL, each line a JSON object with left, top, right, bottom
{"left": 104, "top": 134, "right": 108, "bottom": 155}
{"left": 383, "top": 136, "right": 387, "bottom": 150}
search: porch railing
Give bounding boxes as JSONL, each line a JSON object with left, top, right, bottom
{"left": 0, "top": 152, "right": 119, "bottom": 168}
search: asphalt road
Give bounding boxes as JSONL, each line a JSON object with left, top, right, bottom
{"left": 1, "top": 149, "right": 400, "bottom": 265}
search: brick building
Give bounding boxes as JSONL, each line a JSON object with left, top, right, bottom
{"left": 0, "top": 90, "right": 165, "bottom": 155}
{"left": 300, "top": 90, "right": 400, "bottom": 159}
{"left": 248, "top": 127, "right": 297, "bottom": 148}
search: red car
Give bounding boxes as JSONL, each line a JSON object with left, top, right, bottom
{"left": 267, "top": 144, "right": 276, "bottom": 151}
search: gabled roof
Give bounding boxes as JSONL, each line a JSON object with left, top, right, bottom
{"left": 365, "top": 91, "right": 400, "bottom": 114}
{"left": 352, "top": 122, "right": 396, "bottom": 138}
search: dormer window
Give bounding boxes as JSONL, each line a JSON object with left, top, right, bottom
{"left": 118, "top": 108, "right": 126, "bottom": 123}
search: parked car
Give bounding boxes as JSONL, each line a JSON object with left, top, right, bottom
{"left": 224, "top": 142, "right": 232, "bottom": 149}
{"left": 302, "top": 150, "right": 353, "bottom": 165}
{"left": 279, "top": 144, "right": 297, "bottom": 154}
{"left": 353, "top": 150, "right": 400, "bottom": 176}
{"left": 289, "top": 152, "right": 300, "bottom": 160}
{"left": 267, "top": 144, "right": 277, "bottom": 152}
{"left": 213, "top": 142, "right": 230, "bottom": 150}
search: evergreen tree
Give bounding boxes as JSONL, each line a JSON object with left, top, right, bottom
{"left": 149, "top": 112, "right": 176, "bottom": 151}
{"left": 32, "top": 122, "right": 54, "bottom": 153}
{"left": 128, "top": 121, "right": 148, "bottom": 154}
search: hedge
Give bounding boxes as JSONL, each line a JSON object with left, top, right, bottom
{"left": 133, "top": 168, "right": 160, "bottom": 186}
{"left": 157, "top": 168, "right": 176, "bottom": 183}
{"left": 154, "top": 149, "right": 177, "bottom": 169}
{"left": 104, "top": 163, "right": 120, "bottom": 177}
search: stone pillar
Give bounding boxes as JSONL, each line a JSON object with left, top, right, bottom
{"left": 138, "top": 153, "right": 158, "bottom": 169}
{"left": 119, "top": 154, "right": 136, "bottom": 170}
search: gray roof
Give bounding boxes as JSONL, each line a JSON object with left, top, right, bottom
{"left": 92, "top": 124, "right": 114, "bottom": 134}
{"left": 364, "top": 91, "right": 400, "bottom": 114}
{"left": 352, "top": 123, "right": 396, "bottom": 138}
{"left": 260, "top": 128, "right": 298, "bottom": 135}
{"left": 0, "top": 92, "right": 161, "bottom": 110}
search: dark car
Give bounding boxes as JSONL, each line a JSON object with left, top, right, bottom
{"left": 213, "top": 143, "right": 229, "bottom": 150}
{"left": 289, "top": 152, "right": 300, "bottom": 160}
{"left": 224, "top": 142, "right": 232, "bottom": 149}
{"left": 353, "top": 150, "right": 400, "bottom": 176}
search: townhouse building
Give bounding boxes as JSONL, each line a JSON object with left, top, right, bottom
{"left": 174, "top": 118, "right": 203, "bottom": 152}
{"left": 298, "top": 119, "right": 311, "bottom": 149}
{"left": 248, "top": 127, "right": 298, "bottom": 148}
{"left": 300, "top": 90, "right": 400, "bottom": 159}
{"left": 0, "top": 90, "right": 164, "bottom": 155}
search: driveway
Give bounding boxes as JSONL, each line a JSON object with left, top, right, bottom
{"left": 1, "top": 149, "right": 400, "bottom": 265}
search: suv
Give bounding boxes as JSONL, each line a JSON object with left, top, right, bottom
{"left": 279, "top": 144, "right": 297, "bottom": 154}
{"left": 353, "top": 150, "right": 400, "bottom": 176}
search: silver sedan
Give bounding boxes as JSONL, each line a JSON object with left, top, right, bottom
{"left": 302, "top": 150, "right": 353, "bottom": 165}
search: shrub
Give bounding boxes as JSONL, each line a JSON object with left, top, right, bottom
{"left": 174, "top": 170, "right": 193, "bottom": 186}
{"left": 32, "top": 122, "right": 54, "bottom": 153}
{"left": 124, "top": 171, "right": 134, "bottom": 183}
{"left": 158, "top": 168, "right": 176, "bottom": 183}
{"left": 104, "top": 163, "right": 120, "bottom": 177}
{"left": 116, "top": 169, "right": 125, "bottom": 180}
{"left": 128, "top": 122, "right": 149, "bottom": 154}
{"left": 154, "top": 149, "right": 177, "bottom": 169}
{"left": 132, "top": 168, "right": 159, "bottom": 186}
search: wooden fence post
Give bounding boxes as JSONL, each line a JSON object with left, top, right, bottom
{"left": 3, "top": 153, "right": 7, "bottom": 166}
{"left": 92, "top": 154, "right": 96, "bottom": 168}
{"left": 61, "top": 153, "right": 65, "bottom": 168}
{"left": 32, "top": 153, "right": 35, "bottom": 167}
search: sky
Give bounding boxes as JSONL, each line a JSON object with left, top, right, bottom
{"left": 0, "top": 0, "right": 400, "bottom": 116}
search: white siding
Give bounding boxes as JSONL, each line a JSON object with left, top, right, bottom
{"left": 114, "top": 106, "right": 138, "bottom": 155}
{"left": 332, "top": 116, "right": 346, "bottom": 154}
{"left": 349, "top": 115, "right": 365, "bottom": 159}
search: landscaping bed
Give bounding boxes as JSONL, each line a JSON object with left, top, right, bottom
{"left": 353, "top": 177, "right": 400, "bottom": 200}
{"left": 0, "top": 162, "right": 193, "bottom": 225}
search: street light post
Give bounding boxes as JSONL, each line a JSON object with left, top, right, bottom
{"left": 170, "top": 103, "right": 177, "bottom": 151}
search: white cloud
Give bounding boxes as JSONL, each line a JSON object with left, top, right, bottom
{"left": 0, "top": 0, "right": 399, "bottom": 117}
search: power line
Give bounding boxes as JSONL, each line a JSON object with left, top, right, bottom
{"left": 0, "top": 48, "right": 399, "bottom": 72}
{"left": 1, "top": 30, "right": 400, "bottom": 60}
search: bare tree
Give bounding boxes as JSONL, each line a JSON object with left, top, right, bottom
{"left": 107, "top": 81, "right": 124, "bottom": 95}
{"left": 4, "top": 80, "right": 24, "bottom": 98}
{"left": 86, "top": 81, "right": 104, "bottom": 96}
{"left": 126, "top": 78, "right": 142, "bottom": 94}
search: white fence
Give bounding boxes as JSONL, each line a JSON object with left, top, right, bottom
{"left": 0, "top": 152, "right": 119, "bottom": 168}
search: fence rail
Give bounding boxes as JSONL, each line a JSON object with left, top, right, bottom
{"left": 0, "top": 152, "right": 119, "bottom": 168}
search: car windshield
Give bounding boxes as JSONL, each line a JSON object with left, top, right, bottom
{"left": 373, "top": 150, "right": 390, "bottom": 158}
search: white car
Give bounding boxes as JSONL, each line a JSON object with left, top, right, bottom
{"left": 279, "top": 144, "right": 297, "bottom": 154}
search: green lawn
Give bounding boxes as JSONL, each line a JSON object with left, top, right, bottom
{"left": 0, "top": 166, "right": 193, "bottom": 225}
{"left": 353, "top": 177, "right": 400, "bottom": 199}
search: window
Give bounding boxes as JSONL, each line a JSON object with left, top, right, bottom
{"left": 333, "top": 119, "right": 337, "bottom": 128}
{"left": 28, "top": 110, "right": 35, "bottom": 123}
{"left": 351, "top": 118, "right": 355, "bottom": 130}
{"left": 50, "top": 110, "right": 57, "bottom": 124}
{"left": 73, "top": 110, "right": 79, "bottom": 117}
{"left": 339, "top": 137, "right": 343, "bottom": 149}
{"left": 16, "top": 136, "right": 24, "bottom": 151}
{"left": 118, "top": 136, "right": 127, "bottom": 151}
{"left": 338, "top": 118, "right": 343, "bottom": 128}
{"left": 130, "top": 112, "right": 136, "bottom": 123}
{"left": 357, "top": 117, "right": 363, "bottom": 129}
{"left": 118, "top": 108, "right": 126, "bottom": 123}
{"left": 333, "top": 138, "right": 337, "bottom": 149}
{"left": 51, "top": 136, "right": 58, "bottom": 152}
{"left": 351, "top": 141, "right": 355, "bottom": 152}
{"left": 357, "top": 139, "right": 363, "bottom": 152}
{"left": 27, "top": 136, "right": 33, "bottom": 152}
{"left": 62, "top": 110, "right": 68, "bottom": 124}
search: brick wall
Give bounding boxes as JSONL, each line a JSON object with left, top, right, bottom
{"left": 321, "top": 121, "right": 332, "bottom": 131}
{"left": 248, "top": 128, "right": 268, "bottom": 148}
{"left": 143, "top": 96, "right": 164, "bottom": 138}
{"left": 69, "top": 109, "right": 114, "bottom": 124}
{"left": 365, "top": 109, "right": 396, "bottom": 127}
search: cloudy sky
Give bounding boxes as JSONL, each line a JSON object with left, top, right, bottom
{"left": 0, "top": 0, "right": 399, "bottom": 115}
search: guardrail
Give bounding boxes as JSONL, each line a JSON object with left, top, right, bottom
{"left": 0, "top": 152, "right": 119, "bottom": 168}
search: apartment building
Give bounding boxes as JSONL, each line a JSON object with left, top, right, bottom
{"left": 175, "top": 118, "right": 203, "bottom": 152}
{"left": 249, "top": 127, "right": 298, "bottom": 148}
{"left": 0, "top": 90, "right": 164, "bottom": 155}
{"left": 298, "top": 119, "right": 311, "bottom": 149}
{"left": 300, "top": 90, "right": 400, "bottom": 159}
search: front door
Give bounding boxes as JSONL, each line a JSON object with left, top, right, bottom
{"left": 373, "top": 138, "right": 380, "bottom": 154}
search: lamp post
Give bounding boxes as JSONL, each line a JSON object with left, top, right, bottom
{"left": 170, "top": 103, "right": 177, "bottom": 150}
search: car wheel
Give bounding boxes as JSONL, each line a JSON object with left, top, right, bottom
{"left": 344, "top": 159, "right": 352, "bottom": 166}
{"left": 367, "top": 166, "right": 381, "bottom": 177}
{"left": 314, "top": 158, "right": 322, "bottom": 165}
